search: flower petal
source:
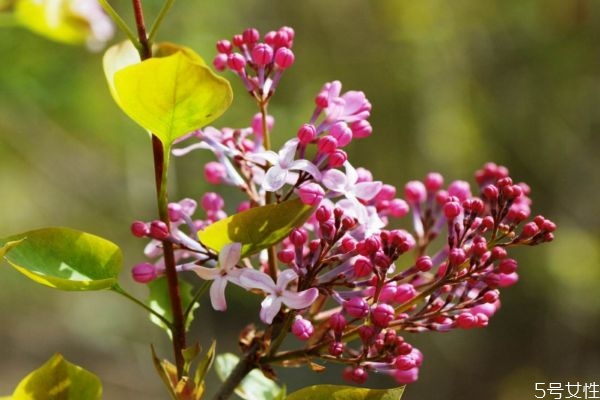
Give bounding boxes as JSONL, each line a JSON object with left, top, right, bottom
{"left": 353, "top": 181, "right": 383, "bottom": 201}
{"left": 343, "top": 161, "right": 358, "bottom": 185}
{"left": 322, "top": 169, "right": 347, "bottom": 192}
{"left": 209, "top": 277, "right": 228, "bottom": 311}
{"left": 263, "top": 165, "right": 288, "bottom": 192}
{"left": 191, "top": 265, "right": 220, "bottom": 280}
{"left": 239, "top": 269, "right": 276, "bottom": 293}
{"left": 260, "top": 295, "right": 283, "bottom": 324}
{"left": 289, "top": 159, "right": 322, "bottom": 181}
{"left": 277, "top": 138, "right": 300, "bottom": 166}
{"left": 276, "top": 269, "right": 299, "bottom": 290}
{"left": 219, "top": 242, "right": 242, "bottom": 271}
{"left": 282, "top": 287, "right": 319, "bottom": 310}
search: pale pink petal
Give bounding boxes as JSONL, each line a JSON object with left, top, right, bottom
{"left": 277, "top": 139, "right": 300, "bottom": 167}
{"left": 341, "top": 91, "right": 367, "bottom": 116}
{"left": 263, "top": 165, "right": 288, "bottom": 191}
{"left": 282, "top": 287, "right": 319, "bottom": 310}
{"left": 276, "top": 269, "right": 299, "bottom": 290}
{"left": 219, "top": 242, "right": 241, "bottom": 271}
{"left": 239, "top": 269, "right": 276, "bottom": 293}
{"left": 260, "top": 295, "right": 283, "bottom": 324}
{"left": 322, "top": 169, "right": 347, "bottom": 192}
{"left": 209, "top": 277, "right": 228, "bottom": 311}
{"left": 343, "top": 162, "right": 358, "bottom": 185}
{"left": 353, "top": 181, "right": 383, "bottom": 201}
{"left": 249, "top": 150, "right": 279, "bottom": 166}
{"left": 289, "top": 159, "right": 322, "bottom": 181}
{"left": 191, "top": 266, "right": 220, "bottom": 281}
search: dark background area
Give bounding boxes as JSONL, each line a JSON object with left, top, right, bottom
{"left": 1, "top": 1, "right": 599, "bottom": 399}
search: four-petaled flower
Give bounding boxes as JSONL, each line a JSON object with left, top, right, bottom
{"left": 240, "top": 269, "right": 319, "bottom": 324}
{"left": 322, "top": 161, "right": 382, "bottom": 223}
{"left": 252, "top": 138, "right": 322, "bottom": 192}
{"left": 190, "top": 242, "right": 242, "bottom": 311}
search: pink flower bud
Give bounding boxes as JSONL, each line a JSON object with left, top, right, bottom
{"left": 130, "top": 221, "right": 149, "bottom": 237}
{"left": 449, "top": 248, "right": 467, "bottom": 266}
{"left": 251, "top": 112, "right": 274, "bottom": 137}
{"left": 343, "top": 366, "right": 368, "bottom": 384}
{"left": 298, "top": 183, "right": 325, "bottom": 206}
{"left": 425, "top": 172, "right": 444, "bottom": 192}
{"left": 329, "top": 312, "right": 347, "bottom": 332}
{"left": 149, "top": 221, "right": 169, "bottom": 240}
{"left": 395, "top": 283, "right": 417, "bottom": 304}
{"left": 201, "top": 192, "right": 224, "bottom": 212}
{"left": 291, "top": 316, "right": 314, "bottom": 340}
{"left": 491, "top": 246, "right": 507, "bottom": 260}
{"left": 289, "top": 228, "right": 308, "bottom": 246}
{"left": 213, "top": 54, "right": 228, "bottom": 71}
{"left": 251, "top": 43, "right": 273, "bottom": 65}
{"left": 317, "top": 135, "right": 338, "bottom": 154}
{"left": 443, "top": 201, "right": 462, "bottom": 219}
{"left": 358, "top": 325, "right": 376, "bottom": 343}
{"left": 242, "top": 28, "right": 259, "bottom": 45}
{"left": 204, "top": 161, "right": 226, "bottom": 184}
{"left": 498, "top": 258, "right": 517, "bottom": 274}
{"left": 216, "top": 39, "right": 232, "bottom": 54}
{"left": 349, "top": 119, "right": 372, "bottom": 138}
{"left": 388, "top": 199, "right": 410, "bottom": 218}
{"left": 329, "top": 122, "right": 353, "bottom": 147}
{"left": 344, "top": 297, "right": 370, "bottom": 318}
{"left": 277, "top": 248, "right": 295, "bottom": 264}
{"left": 329, "top": 341, "right": 344, "bottom": 356}
{"left": 498, "top": 272, "right": 519, "bottom": 287}
{"left": 227, "top": 53, "right": 246, "bottom": 72}
{"left": 315, "top": 205, "right": 332, "bottom": 222}
{"left": 456, "top": 312, "right": 478, "bottom": 329}
{"left": 416, "top": 256, "right": 433, "bottom": 272}
{"left": 297, "top": 123, "right": 317, "bottom": 144}
{"left": 379, "top": 282, "right": 397, "bottom": 303}
{"left": 132, "top": 263, "right": 158, "bottom": 283}
{"left": 393, "top": 367, "right": 420, "bottom": 384}
{"left": 371, "top": 303, "right": 395, "bottom": 327}
{"left": 232, "top": 34, "right": 244, "bottom": 47}
{"left": 475, "top": 313, "right": 489, "bottom": 327}
{"left": 404, "top": 181, "right": 427, "bottom": 204}
{"left": 448, "top": 180, "right": 471, "bottom": 202}
{"left": 328, "top": 149, "right": 347, "bottom": 168}
{"left": 274, "top": 47, "right": 295, "bottom": 69}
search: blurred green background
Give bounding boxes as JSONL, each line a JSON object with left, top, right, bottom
{"left": 1, "top": 0, "right": 600, "bottom": 399}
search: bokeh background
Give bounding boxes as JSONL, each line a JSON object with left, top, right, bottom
{"left": 1, "top": 1, "right": 600, "bottom": 399}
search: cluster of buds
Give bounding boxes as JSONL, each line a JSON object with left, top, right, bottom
{"left": 213, "top": 27, "right": 296, "bottom": 100}
{"left": 130, "top": 26, "right": 556, "bottom": 387}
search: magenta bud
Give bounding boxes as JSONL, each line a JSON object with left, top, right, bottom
{"left": 521, "top": 221, "right": 540, "bottom": 238}
{"left": 329, "top": 312, "right": 347, "bottom": 332}
{"left": 424, "top": 172, "right": 444, "bottom": 192}
{"left": 328, "top": 149, "right": 348, "bottom": 168}
{"left": 289, "top": 228, "right": 308, "bottom": 246}
{"left": 315, "top": 205, "right": 332, "bottom": 223}
{"left": 204, "top": 161, "right": 226, "bottom": 184}
{"left": 227, "top": 53, "right": 246, "bottom": 72}
{"left": 216, "top": 39, "right": 232, "bottom": 54}
{"left": 213, "top": 53, "right": 228, "bottom": 71}
{"left": 298, "top": 182, "right": 325, "bottom": 206}
{"left": 388, "top": 199, "right": 410, "bottom": 218}
{"left": 341, "top": 237, "right": 357, "bottom": 253}
{"left": 319, "top": 221, "right": 336, "bottom": 240}
{"left": 379, "top": 282, "right": 397, "bottom": 303}
{"left": 149, "top": 220, "right": 169, "bottom": 240}
{"left": 443, "top": 201, "right": 462, "bottom": 219}
{"left": 317, "top": 135, "right": 338, "bottom": 154}
{"left": 415, "top": 256, "right": 433, "bottom": 272}
{"left": 455, "top": 312, "right": 478, "bottom": 329}
{"left": 371, "top": 303, "right": 395, "bottom": 327}
{"left": 483, "top": 290, "right": 499, "bottom": 304}
{"left": 328, "top": 341, "right": 345, "bottom": 356}
{"left": 242, "top": 28, "right": 259, "bottom": 44}
{"left": 251, "top": 43, "right": 273, "bottom": 65}
{"left": 130, "top": 221, "right": 149, "bottom": 237}
{"left": 297, "top": 123, "right": 317, "bottom": 144}
{"left": 404, "top": 181, "right": 427, "bottom": 204}
{"left": 491, "top": 246, "right": 507, "bottom": 260}
{"left": 274, "top": 47, "right": 295, "bottom": 69}
{"left": 291, "top": 316, "right": 314, "bottom": 340}
{"left": 202, "top": 192, "right": 225, "bottom": 212}
{"left": 343, "top": 366, "right": 368, "bottom": 384}
{"left": 344, "top": 297, "right": 370, "bottom": 318}
{"left": 277, "top": 248, "right": 295, "bottom": 264}
{"left": 395, "top": 283, "right": 417, "bottom": 304}
{"left": 448, "top": 248, "right": 467, "bottom": 266}
{"left": 132, "top": 263, "right": 158, "bottom": 283}
{"left": 329, "top": 122, "right": 353, "bottom": 147}
{"left": 349, "top": 119, "right": 372, "bottom": 139}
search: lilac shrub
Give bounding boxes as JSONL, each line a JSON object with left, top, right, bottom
{"left": 129, "top": 26, "right": 556, "bottom": 389}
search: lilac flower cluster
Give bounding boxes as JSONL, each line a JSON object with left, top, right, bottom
{"left": 130, "top": 27, "right": 556, "bottom": 386}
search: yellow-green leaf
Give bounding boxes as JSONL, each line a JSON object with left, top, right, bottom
{"left": 198, "top": 198, "right": 315, "bottom": 257}
{"left": 285, "top": 385, "right": 405, "bottom": 400}
{"left": 215, "top": 353, "right": 283, "bottom": 400}
{"left": 104, "top": 41, "right": 233, "bottom": 145}
{"left": 8, "top": 354, "right": 102, "bottom": 400}
{"left": 1, "top": 227, "right": 122, "bottom": 291}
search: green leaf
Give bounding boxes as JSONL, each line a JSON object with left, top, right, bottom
{"left": 8, "top": 353, "right": 102, "bottom": 400}
{"left": 104, "top": 41, "right": 233, "bottom": 145}
{"left": 285, "top": 385, "right": 405, "bottom": 400}
{"left": 1, "top": 227, "right": 122, "bottom": 291}
{"left": 147, "top": 276, "right": 198, "bottom": 335}
{"left": 215, "top": 353, "right": 283, "bottom": 400}
{"left": 194, "top": 340, "right": 216, "bottom": 386}
{"left": 14, "top": 0, "right": 93, "bottom": 45}
{"left": 198, "top": 198, "right": 315, "bottom": 257}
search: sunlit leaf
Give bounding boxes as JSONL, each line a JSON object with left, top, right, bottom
{"left": 1, "top": 227, "right": 122, "bottom": 291}
{"left": 198, "top": 198, "right": 315, "bottom": 257}
{"left": 194, "top": 340, "right": 216, "bottom": 387}
{"left": 215, "top": 353, "right": 283, "bottom": 400}
{"left": 285, "top": 385, "right": 404, "bottom": 400}
{"left": 103, "top": 41, "right": 232, "bottom": 145}
{"left": 147, "top": 276, "right": 198, "bottom": 335}
{"left": 8, "top": 353, "right": 102, "bottom": 400}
